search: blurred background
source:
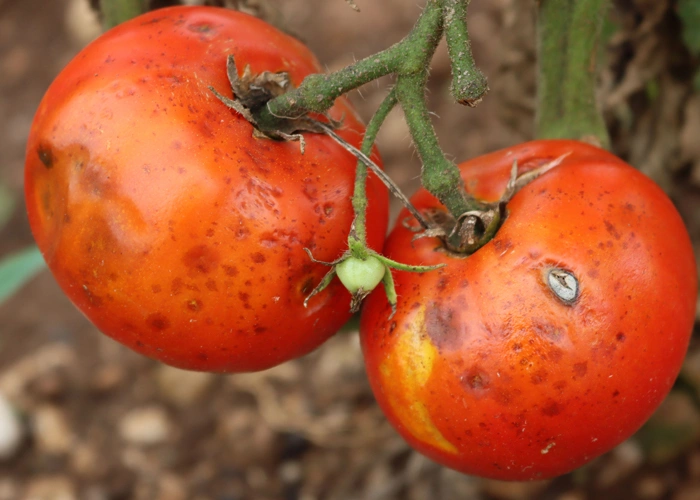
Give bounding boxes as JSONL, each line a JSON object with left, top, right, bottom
{"left": 1, "top": 0, "right": 700, "bottom": 499}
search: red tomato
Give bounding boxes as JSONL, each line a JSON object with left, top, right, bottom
{"left": 25, "top": 6, "right": 388, "bottom": 372}
{"left": 360, "top": 140, "right": 697, "bottom": 480}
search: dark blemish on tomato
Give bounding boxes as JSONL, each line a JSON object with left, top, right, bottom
{"left": 187, "top": 22, "right": 215, "bottom": 33}
{"left": 573, "top": 362, "right": 588, "bottom": 378}
{"left": 547, "top": 346, "right": 564, "bottom": 363}
{"left": 425, "top": 305, "right": 461, "bottom": 350}
{"left": 235, "top": 225, "right": 251, "bottom": 240}
{"left": 183, "top": 244, "right": 219, "bottom": 274}
{"left": 147, "top": 313, "right": 170, "bottom": 331}
{"left": 541, "top": 400, "right": 561, "bottom": 416}
{"left": 553, "top": 380, "right": 568, "bottom": 391}
{"left": 461, "top": 368, "right": 490, "bottom": 393}
{"left": 251, "top": 252, "right": 266, "bottom": 264}
{"left": 436, "top": 276, "right": 449, "bottom": 292}
{"left": 389, "top": 322, "right": 397, "bottom": 334}
{"left": 303, "top": 180, "right": 318, "bottom": 202}
{"left": 197, "top": 352, "right": 209, "bottom": 362}
{"left": 612, "top": 390, "right": 620, "bottom": 397}
{"left": 492, "top": 238, "right": 513, "bottom": 254}
{"left": 323, "top": 203, "right": 334, "bottom": 217}
{"left": 530, "top": 369, "right": 548, "bottom": 385}
{"left": 82, "top": 285, "right": 103, "bottom": 307}
{"left": 151, "top": 284, "right": 162, "bottom": 294}
{"left": 187, "top": 299, "right": 203, "bottom": 312}
{"left": 616, "top": 332, "right": 626, "bottom": 342}
{"left": 299, "top": 277, "right": 315, "bottom": 296}
{"left": 531, "top": 318, "right": 564, "bottom": 341}
{"left": 587, "top": 268, "right": 599, "bottom": 279}
{"left": 254, "top": 326, "right": 267, "bottom": 334}
{"left": 494, "top": 390, "right": 513, "bottom": 406}
{"left": 37, "top": 144, "right": 55, "bottom": 169}
{"left": 238, "top": 292, "right": 250, "bottom": 303}
{"left": 204, "top": 280, "right": 217, "bottom": 292}
{"left": 512, "top": 343, "right": 522, "bottom": 352}
{"left": 171, "top": 278, "right": 184, "bottom": 295}
{"left": 222, "top": 265, "right": 238, "bottom": 277}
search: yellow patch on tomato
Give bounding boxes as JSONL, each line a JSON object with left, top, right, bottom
{"left": 379, "top": 306, "right": 458, "bottom": 454}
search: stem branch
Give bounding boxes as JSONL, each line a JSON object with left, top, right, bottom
{"left": 99, "top": 0, "right": 146, "bottom": 29}
{"left": 536, "top": 0, "right": 611, "bottom": 148}
{"left": 442, "top": 0, "right": 489, "bottom": 106}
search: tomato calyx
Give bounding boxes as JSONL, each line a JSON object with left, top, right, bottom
{"left": 410, "top": 153, "right": 572, "bottom": 255}
{"left": 211, "top": 55, "right": 339, "bottom": 151}
{"left": 304, "top": 242, "right": 444, "bottom": 317}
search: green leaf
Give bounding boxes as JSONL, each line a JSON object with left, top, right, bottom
{"left": 0, "top": 183, "right": 15, "bottom": 232}
{"left": 678, "top": 0, "right": 700, "bottom": 56}
{"left": 0, "top": 246, "right": 46, "bottom": 304}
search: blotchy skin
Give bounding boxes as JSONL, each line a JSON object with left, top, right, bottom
{"left": 361, "top": 140, "right": 697, "bottom": 480}
{"left": 25, "top": 7, "right": 388, "bottom": 372}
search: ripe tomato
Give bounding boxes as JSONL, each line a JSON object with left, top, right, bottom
{"left": 360, "top": 140, "right": 697, "bottom": 480}
{"left": 25, "top": 6, "right": 388, "bottom": 372}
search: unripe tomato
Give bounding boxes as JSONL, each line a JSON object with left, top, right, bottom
{"left": 25, "top": 6, "right": 388, "bottom": 372}
{"left": 360, "top": 140, "right": 697, "bottom": 480}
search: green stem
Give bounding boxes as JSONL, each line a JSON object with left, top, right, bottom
{"left": 257, "top": 0, "right": 445, "bottom": 127}
{"left": 349, "top": 88, "right": 399, "bottom": 254}
{"left": 100, "top": 0, "right": 146, "bottom": 29}
{"left": 536, "top": 0, "right": 611, "bottom": 148}
{"left": 396, "top": 74, "right": 471, "bottom": 217}
{"left": 442, "top": 0, "right": 489, "bottom": 106}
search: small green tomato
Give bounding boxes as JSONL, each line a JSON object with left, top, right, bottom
{"left": 336, "top": 255, "right": 386, "bottom": 293}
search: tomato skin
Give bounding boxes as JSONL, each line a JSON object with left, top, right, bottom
{"left": 25, "top": 6, "right": 388, "bottom": 372}
{"left": 360, "top": 140, "right": 697, "bottom": 480}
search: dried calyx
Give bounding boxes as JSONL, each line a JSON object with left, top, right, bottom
{"left": 210, "top": 55, "right": 338, "bottom": 150}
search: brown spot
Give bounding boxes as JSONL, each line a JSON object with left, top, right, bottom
{"left": 187, "top": 299, "right": 203, "bottom": 312}
{"left": 616, "top": 332, "right": 626, "bottom": 342}
{"left": 82, "top": 285, "right": 103, "bottom": 307}
{"left": 541, "top": 400, "right": 561, "bottom": 416}
{"left": 492, "top": 238, "right": 513, "bottom": 254}
{"left": 604, "top": 220, "right": 622, "bottom": 240}
{"left": 206, "top": 228, "right": 215, "bottom": 237}
{"left": 299, "top": 276, "right": 314, "bottom": 296}
{"left": 254, "top": 326, "right": 267, "bottom": 334}
{"left": 494, "top": 390, "right": 513, "bottom": 406}
{"left": 147, "top": 313, "right": 170, "bottom": 331}
{"left": 171, "top": 278, "right": 184, "bottom": 295}
{"left": 461, "top": 368, "right": 490, "bottom": 394}
{"left": 436, "top": 276, "right": 449, "bottom": 292}
{"left": 182, "top": 245, "right": 219, "bottom": 274}
{"left": 222, "top": 265, "right": 238, "bottom": 277}
{"left": 573, "top": 361, "right": 588, "bottom": 378}
{"left": 531, "top": 318, "right": 564, "bottom": 341}
{"left": 238, "top": 292, "right": 250, "bottom": 303}
{"left": 205, "top": 279, "right": 218, "bottom": 292}
{"left": 37, "top": 143, "right": 54, "bottom": 168}
{"left": 530, "top": 369, "right": 548, "bottom": 385}
{"left": 151, "top": 284, "right": 162, "bottom": 294}
{"left": 251, "top": 252, "right": 266, "bottom": 264}
{"left": 425, "top": 305, "right": 461, "bottom": 351}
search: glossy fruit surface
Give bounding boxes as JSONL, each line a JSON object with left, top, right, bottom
{"left": 360, "top": 140, "right": 697, "bottom": 480}
{"left": 25, "top": 6, "right": 388, "bottom": 372}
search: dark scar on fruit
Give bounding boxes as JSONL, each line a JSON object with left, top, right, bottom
{"left": 37, "top": 145, "right": 54, "bottom": 168}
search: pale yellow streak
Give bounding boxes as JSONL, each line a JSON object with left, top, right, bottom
{"left": 379, "top": 306, "right": 458, "bottom": 454}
